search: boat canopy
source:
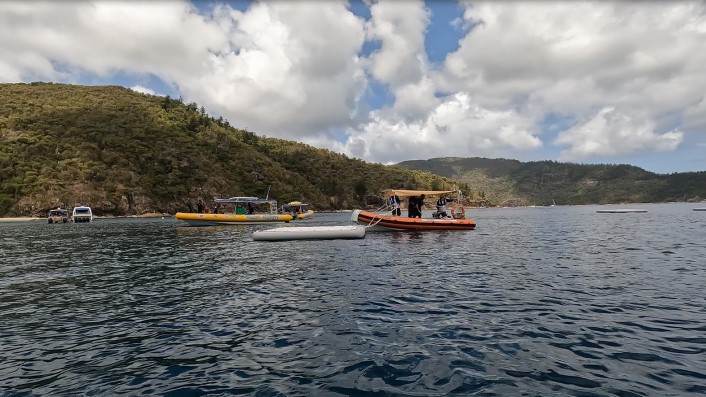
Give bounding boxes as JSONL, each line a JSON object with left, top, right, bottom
{"left": 384, "top": 189, "right": 457, "bottom": 198}
{"left": 214, "top": 197, "right": 275, "bottom": 204}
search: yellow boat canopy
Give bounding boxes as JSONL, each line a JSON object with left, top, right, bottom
{"left": 384, "top": 189, "right": 457, "bottom": 198}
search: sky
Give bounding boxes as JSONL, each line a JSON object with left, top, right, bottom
{"left": 1, "top": 0, "right": 705, "bottom": 174}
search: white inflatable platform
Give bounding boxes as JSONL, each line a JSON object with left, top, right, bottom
{"left": 252, "top": 225, "right": 366, "bottom": 241}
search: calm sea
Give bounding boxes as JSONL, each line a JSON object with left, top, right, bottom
{"left": 1, "top": 203, "right": 705, "bottom": 396}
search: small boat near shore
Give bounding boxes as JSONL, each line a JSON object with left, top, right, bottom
{"left": 48, "top": 208, "right": 70, "bottom": 224}
{"left": 253, "top": 225, "right": 365, "bottom": 241}
{"left": 281, "top": 201, "right": 315, "bottom": 219}
{"left": 71, "top": 206, "right": 93, "bottom": 223}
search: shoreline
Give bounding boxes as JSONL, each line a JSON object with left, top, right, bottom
{"left": 0, "top": 217, "right": 43, "bottom": 222}
{"left": 4, "top": 201, "right": 704, "bottom": 222}
{"left": 0, "top": 213, "right": 170, "bottom": 223}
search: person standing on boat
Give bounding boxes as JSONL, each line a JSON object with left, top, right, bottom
{"left": 416, "top": 194, "right": 426, "bottom": 218}
{"left": 407, "top": 196, "right": 417, "bottom": 218}
{"left": 388, "top": 193, "right": 401, "bottom": 216}
{"left": 408, "top": 195, "right": 424, "bottom": 218}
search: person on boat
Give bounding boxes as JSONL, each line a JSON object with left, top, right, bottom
{"left": 417, "top": 194, "right": 426, "bottom": 217}
{"left": 197, "top": 199, "right": 205, "bottom": 214}
{"left": 407, "top": 196, "right": 417, "bottom": 218}
{"left": 235, "top": 205, "right": 247, "bottom": 215}
{"left": 387, "top": 194, "right": 401, "bottom": 216}
{"left": 435, "top": 196, "right": 451, "bottom": 218}
{"left": 408, "top": 195, "right": 424, "bottom": 218}
{"left": 247, "top": 203, "right": 255, "bottom": 214}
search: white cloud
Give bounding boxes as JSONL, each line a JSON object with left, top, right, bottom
{"left": 343, "top": 93, "right": 540, "bottom": 163}
{"left": 391, "top": 76, "right": 438, "bottom": 120}
{"left": 338, "top": 0, "right": 541, "bottom": 163}
{"left": 555, "top": 107, "right": 683, "bottom": 160}
{"left": 441, "top": 2, "right": 706, "bottom": 111}
{"left": 130, "top": 85, "right": 156, "bottom": 96}
{"left": 0, "top": 1, "right": 226, "bottom": 80}
{"left": 193, "top": 2, "right": 367, "bottom": 138}
{"left": 366, "top": 0, "right": 429, "bottom": 88}
{"left": 431, "top": 1, "right": 706, "bottom": 162}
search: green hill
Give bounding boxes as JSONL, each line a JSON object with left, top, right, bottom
{"left": 0, "top": 83, "right": 455, "bottom": 217}
{"left": 397, "top": 157, "right": 706, "bottom": 206}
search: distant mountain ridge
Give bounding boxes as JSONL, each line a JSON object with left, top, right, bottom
{"left": 397, "top": 157, "right": 706, "bottom": 206}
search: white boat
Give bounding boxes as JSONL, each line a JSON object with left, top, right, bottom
{"left": 596, "top": 209, "right": 647, "bottom": 213}
{"left": 252, "top": 225, "right": 366, "bottom": 241}
{"left": 72, "top": 206, "right": 93, "bottom": 222}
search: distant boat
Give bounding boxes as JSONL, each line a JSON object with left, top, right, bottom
{"left": 694, "top": 208, "right": 706, "bottom": 211}
{"left": 72, "top": 206, "right": 93, "bottom": 223}
{"left": 550, "top": 198, "right": 556, "bottom": 207}
{"left": 47, "top": 208, "right": 69, "bottom": 224}
{"left": 281, "top": 201, "right": 315, "bottom": 219}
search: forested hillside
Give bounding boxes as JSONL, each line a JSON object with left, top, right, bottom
{"left": 398, "top": 157, "right": 706, "bottom": 206}
{"left": 3, "top": 83, "right": 703, "bottom": 217}
{"left": 0, "top": 83, "right": 454, "bottom": 216}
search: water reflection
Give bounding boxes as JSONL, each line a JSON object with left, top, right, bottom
{"left": 1, "top": 206, "right": 705, "bottom": 396}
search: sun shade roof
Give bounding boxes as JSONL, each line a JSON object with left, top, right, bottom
{"left": 214, "top": 197, "right": 275, "bottom": 204}
{"left": 384, "top": 189, "right": 457, "bottom": 198}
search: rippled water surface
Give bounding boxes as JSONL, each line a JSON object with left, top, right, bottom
{"left": 2, "top": 203, "right": 705, "bottom": 396}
